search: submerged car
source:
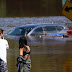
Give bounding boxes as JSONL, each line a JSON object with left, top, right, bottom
{"left": 4, "top": 23, "right": 72, "bottom": 46}
{"left": 7, "top": 23, "right": 72, "bottom": 37}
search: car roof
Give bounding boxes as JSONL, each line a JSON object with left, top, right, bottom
{"left": 17, "top": 23, "right": 66, "bottom": 28}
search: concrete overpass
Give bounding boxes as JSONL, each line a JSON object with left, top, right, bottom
{"left": 0, "top": 0, "right": 66, "bottom": 17}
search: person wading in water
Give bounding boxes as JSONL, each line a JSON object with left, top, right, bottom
{"left": 17, "top": 36, "right": 31, "bottom": 72}
{"left": 0, "top": 28, "right": 9, "bottom": 72}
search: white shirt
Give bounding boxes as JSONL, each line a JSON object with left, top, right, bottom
{"left": 0, "top": 38, "right": 9, "bottom": 63}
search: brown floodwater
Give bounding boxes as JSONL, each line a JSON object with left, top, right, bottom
{"left": 0, "top": 16, "right": 72, "bottom": 72}
{"left": 7, "top": 37, "right": 72, "bottom": 72}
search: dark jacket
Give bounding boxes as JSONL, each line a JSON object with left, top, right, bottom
{"left": 17, "top": 55, "right": 26, "bottom": 63}
{"left": 17, "top": 55, "right": 31, "bottom": 72}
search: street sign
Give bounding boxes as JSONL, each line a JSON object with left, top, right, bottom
{"left": 62, "top": 0, "right": 72, "bottom": 21}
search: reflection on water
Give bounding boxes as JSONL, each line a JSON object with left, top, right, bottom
{"left": 63, "top": 59, "right": 72, "bottom": 72}
{"left": 0, "top": 16, "right": 72, "bottom": 72}
{"left": 7, "top": 38, "right": 72, "bottom": 72}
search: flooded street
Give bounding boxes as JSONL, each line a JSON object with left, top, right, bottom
{"left": 0, "top": 16, "right": 72, "bottom": 72}
{"left": 7, "top": 39, "right": 72, "bottom": 72}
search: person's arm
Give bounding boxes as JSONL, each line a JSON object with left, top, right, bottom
{"left": 26, "top": 46, "right": 30, "bottom": 53}
{"left": 23, "top": 46, "right": 30, "bottom": 59}
{"left": 16, "top": 48, "right": 23, "bottom": 67}
{"left": 5, "top": 40, "right": 9, "bottom": 49}
{"left": 19, "top": 48, "right": 23, "bottom": 55}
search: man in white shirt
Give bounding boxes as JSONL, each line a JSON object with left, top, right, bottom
{"left": 0, "top": 29, "right": 9, "bottom": 72}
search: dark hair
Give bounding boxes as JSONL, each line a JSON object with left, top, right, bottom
{"left": 0, "top": 29, "right": 4, "bottom": 34}
{"left": 19, "top": 36, "right": 27, "bottom": 49}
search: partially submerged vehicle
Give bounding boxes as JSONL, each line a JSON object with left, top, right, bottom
{"left": 4, "top": 23, "right": 72, "bottom": 45}
{"left": 7, "top": 23, "right": 72, "bottom": 37}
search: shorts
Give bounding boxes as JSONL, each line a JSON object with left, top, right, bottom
{"left": 0, "top": 58, "right": 8, "bottom": 72}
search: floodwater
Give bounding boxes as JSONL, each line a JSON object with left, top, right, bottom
{"left": 7, "top": 37, "right": 72, "bottom": 72}
{"left": 1, "top": 16, "right": 72, "bottom": 72}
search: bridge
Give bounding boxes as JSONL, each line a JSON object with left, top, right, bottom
{"left": 0, "top": 0, "right": 71, "bottom": 17}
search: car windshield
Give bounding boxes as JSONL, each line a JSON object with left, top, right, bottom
{"left": 8, "top": 26, "right": 35, "bottom": 36}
